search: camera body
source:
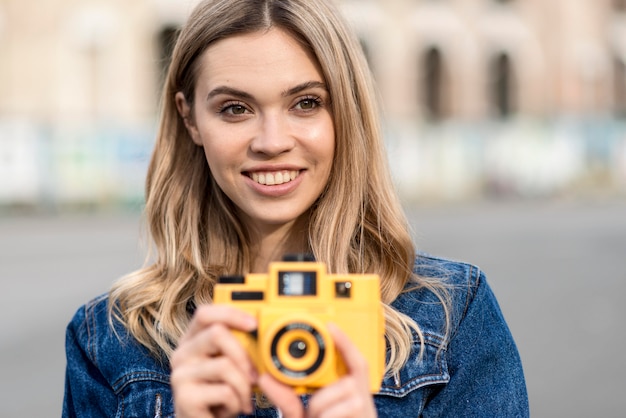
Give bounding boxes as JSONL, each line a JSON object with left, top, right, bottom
{"left": 213, "top": 257, "right": 385, "bottom": 394}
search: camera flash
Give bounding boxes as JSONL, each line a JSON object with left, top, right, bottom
{"left": 335, "top": 281, "right": 352, "bottom": 298}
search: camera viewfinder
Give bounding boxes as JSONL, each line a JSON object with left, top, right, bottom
{"left": 278, "top": 271, "right": 317, "bottom": 296}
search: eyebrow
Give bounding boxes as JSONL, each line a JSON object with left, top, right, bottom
{"left": 206, "top": 81, "right": 328, "bottom": 101}
{"left": 283, "top": 81, "right": 328, "bottom": 97}
{"left": 207, "top": 86, "right": 254, "bottom": 101}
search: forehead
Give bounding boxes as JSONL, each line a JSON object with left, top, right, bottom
{"left": 196, "top": 28, "right": 325, "bottom": 93}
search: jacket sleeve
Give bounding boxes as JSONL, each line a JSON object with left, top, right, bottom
{"left": 422, "top": 269, "right": 529, "bottom": 417}
{"left": 62, "top": 305, "right": 117, "bottom": 418}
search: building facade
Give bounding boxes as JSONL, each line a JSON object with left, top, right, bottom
{"left": 1, "top": 0, "right": 625, "bottom": 205}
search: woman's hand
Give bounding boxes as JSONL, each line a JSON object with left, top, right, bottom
{"left": 258, "top": 323, "right": 378, "bottom": 418}
{"left": 170, "top": 304, "right": 258, "bottom": 418}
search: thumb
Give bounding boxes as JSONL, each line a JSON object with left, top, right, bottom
{"left": 257, "top": 374, "right": 306, "bottom": 418}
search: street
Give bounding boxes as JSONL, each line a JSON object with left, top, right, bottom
{"left": 1, "top": 198, "right": 625, "bottom": 417}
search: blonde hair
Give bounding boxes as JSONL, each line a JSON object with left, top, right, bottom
{"left": 110, "top": 0, "right": 449, "bottom": 377}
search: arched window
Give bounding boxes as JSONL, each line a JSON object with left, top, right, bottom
{"left": 157, "top": 26, "right": 179, "bottom": 87}
{"left": 490, "top": 52, "right": 516, "bottom": 118}
{"left": 422, "top": 46, "right": 447, "bottom": 121}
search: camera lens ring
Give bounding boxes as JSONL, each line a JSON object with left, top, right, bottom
{"left": 270, "top": 322, "right": 326, "bottom": 378}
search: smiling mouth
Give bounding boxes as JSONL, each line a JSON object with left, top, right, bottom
{"left": 248, "top": 170, "right": 300, "bottom": 186}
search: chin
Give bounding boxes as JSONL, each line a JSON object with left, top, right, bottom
{"left": 253, "top": 210, "right": 308, "bottom": 228}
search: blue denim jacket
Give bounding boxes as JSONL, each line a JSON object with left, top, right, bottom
{"left": 63, "top": 254, "right": 529, "bottom": 417}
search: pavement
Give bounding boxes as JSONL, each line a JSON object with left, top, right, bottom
{"left": 1, "top": 198, "right": 625, "bottom": 417}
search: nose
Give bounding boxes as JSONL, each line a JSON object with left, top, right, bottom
{"left": 249, "top": 111, "right": 295, "bottom": 156}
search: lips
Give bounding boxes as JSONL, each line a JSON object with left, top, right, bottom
{"left": 248, "top": 170, "right": 300, "bottom": 185}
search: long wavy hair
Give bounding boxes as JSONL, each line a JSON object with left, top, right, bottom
{"left": 110, "top": 0, "right": 449, "bottom": 377}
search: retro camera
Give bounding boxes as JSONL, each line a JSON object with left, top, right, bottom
{"left": 213, "top": 254, "right": 385, "bottom": 394}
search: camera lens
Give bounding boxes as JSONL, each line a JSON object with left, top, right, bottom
{"left": 289, "top": 340, "right": 307, "bottom": 359}
{"left": 270, "top": 322, "right": 326, "bottom": 379}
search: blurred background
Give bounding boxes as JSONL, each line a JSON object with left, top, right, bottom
{"left": 1, "top": 0, "right": 625, "bottom": 416}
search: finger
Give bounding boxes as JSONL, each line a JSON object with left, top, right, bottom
{"left": 173, "top": 380, "right": 252, "bottom": 417}
{"left": 176, "top": 384, "right": 241, "bottom": 417}
{"left": 183, "top": 304, "right": 257, "bottom": 342}
{"left": 172, "top": 324, "right": 257, "bottom": 382}
{"left": 172, "top": 354, "right": 254, "bottom": 409}
{"left": 308, "top": 378, "right": 376, "bottom": 418}
{"left": 257, "top": 373, "right": 305, "bottom": 418}
{"left": 305, "top": 324, "right": 377, "bottom": 417}
{"left": 308, "top": 374, "right": 378, "bottom": 418}
{"left": 327, "top": 324, "right": 369, "bottom": 383}
{"left": 311, "top": 397, "right": 376, "bottom": 418}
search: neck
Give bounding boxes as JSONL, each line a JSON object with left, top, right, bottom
{"left": 248, "top": 219, "right": 309, "bottom": 273}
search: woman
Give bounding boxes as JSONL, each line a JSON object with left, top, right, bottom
{"left": 63, "top": 0, "right": 529, "bottom": 417}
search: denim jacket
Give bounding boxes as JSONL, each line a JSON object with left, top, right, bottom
{"left": 63, "top": 254, "right": 529, "bottom": 417}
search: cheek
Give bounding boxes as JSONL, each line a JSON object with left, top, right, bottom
{"left": 198, "top": 126, "right": 243, "bottom": 170}
{"left": 199, "top": 138, "right": 233, "bottom": 185}
{"left": 303, "top": 117, "right": 335, "bottom": 156}
{"left": 203, "top": 144, "right": 235, "bottom": 178}
{"left": 318, "top": 125, "right": 336, "bottom": 167}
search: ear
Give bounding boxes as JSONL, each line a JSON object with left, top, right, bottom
{"left": 175, "top": 92, "right": 202, "bottom": 145}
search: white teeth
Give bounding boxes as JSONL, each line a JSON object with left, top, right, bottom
{"left": 250, "top": 170, "right": 299, "bottom": 185}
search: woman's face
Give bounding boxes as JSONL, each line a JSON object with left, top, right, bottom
{"left": 177, "top": 28, "right": 335, "bottom": 234}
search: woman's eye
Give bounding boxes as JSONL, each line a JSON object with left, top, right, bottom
{"left": 295, "top": 97, "right": 321, "bottom": 111}
{"left": 218, "top": 102, "right": 249, "bottom": 116}
{"left": 300, "top": 99, "right": 316, "bottom": 109}
{"left": 229, "top": 105, "right": 247, "bottom": 114}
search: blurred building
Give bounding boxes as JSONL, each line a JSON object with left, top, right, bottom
{"left": 1, "top": 0, "right": 626, "bottom": 206}
{"left": 350, "top": 0, "right": 626, "bottom": 121}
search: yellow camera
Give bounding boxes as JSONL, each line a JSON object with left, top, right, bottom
{"left": 213, "top": 255, "right": 385, "bottom": 394}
